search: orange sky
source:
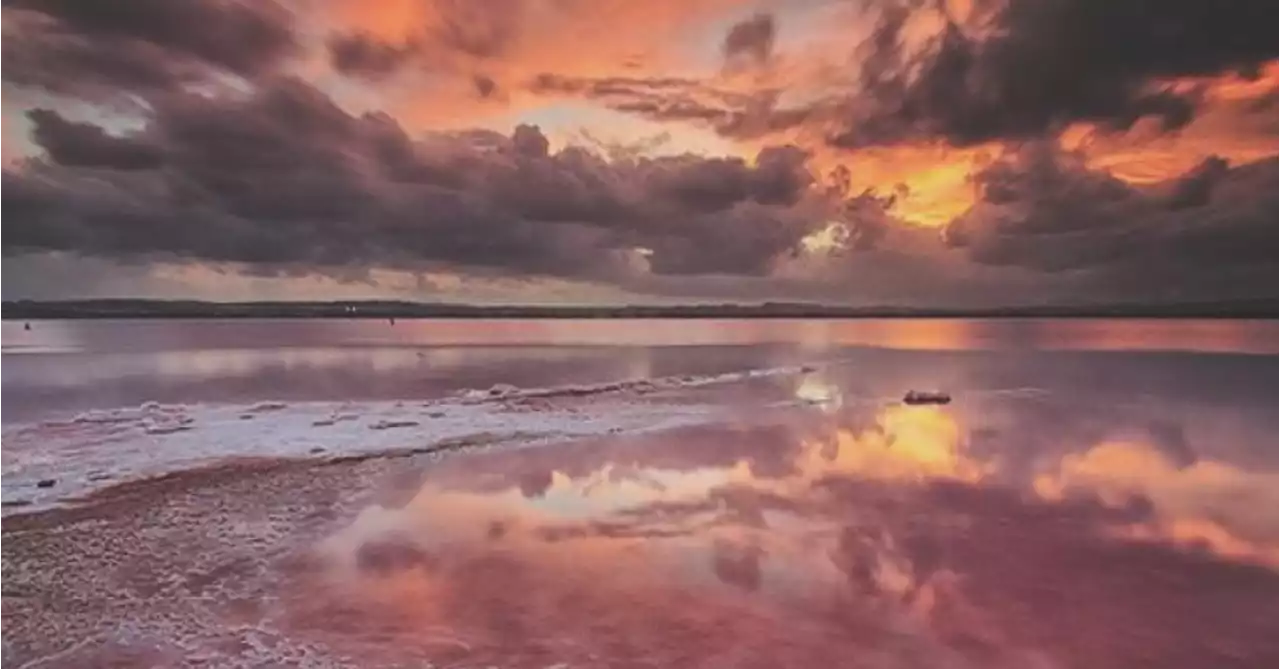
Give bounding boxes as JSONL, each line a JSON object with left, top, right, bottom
{"left": 2, "top": 0, "right": 1275, "bottom": 304}
{"left": 298, "top": 0, "right": 1278, "bottom": 229}
{"left": 7, "top": 0, "right": 1273, "bottom": 230}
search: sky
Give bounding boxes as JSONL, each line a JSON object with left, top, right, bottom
{"left": 2, "top": 0, "right": 1276, "bottom": 306}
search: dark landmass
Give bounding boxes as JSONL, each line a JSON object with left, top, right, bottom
{"left": 3, "top": 298, "right": 1275, "bottom": 320}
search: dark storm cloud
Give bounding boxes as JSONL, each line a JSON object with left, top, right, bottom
{"left": 723, "top": 13, "right": 775, "bottom": 66}
{"left": 323, "top": 0, "right": 524, "bottom": 81}
{"left": 1, "top": 0, "right": 296, "bottom": 99}
{"left": 831, "top": 0, "right": 1278, "bottom": 148}
{"left": 644, "top": 145, "right": 810, "bottom": 210}
{"left": 27, "top": 108, "right": 163, "bottom": 169}
{"left": 944, "top": 144, "right": 1278, "bottom": 290}
{"left": 327, "top": 32, "right": 421, "bottom": 80}
{"left": 1165, "top": 156, "right": 1230, "bottom": 210}
{"left": 523, "top": 0, "right": 1275, "bottom": 150}
{"left": 2, "top": 78, "right": 848, "bottom": 280}
{"left": 3, "top": 0, "right": 296, "bottom": 74}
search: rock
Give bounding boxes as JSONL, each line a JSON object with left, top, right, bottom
{"left": 36, "top": 479, "right": 56, "bottom": 488}
{"left": 2, "top": 499, "right": 32, "bottom": 508}
{"left": 308, "top": 447, "right": 326, "bottom": 454}
{"left": 903, "top": 390, "right": 951, "bottom": 406}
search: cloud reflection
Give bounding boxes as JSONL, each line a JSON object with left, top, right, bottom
{"left": 1034, "top": 441, "right": 1279, "bottom": 566}
{"left": 793, "top": 405, "right": 988, "bottom": 484}
{"left": 294, "top": 397, "right": 1276, "bottom": 667}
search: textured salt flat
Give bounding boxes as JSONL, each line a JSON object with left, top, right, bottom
{"left": 2, "top": 364, "right": 817, "bottom": 513}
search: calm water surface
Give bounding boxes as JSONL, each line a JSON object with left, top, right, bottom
{"left": 1, "top": 318, "right": 1275, "bottom": 668}
{"left": 3, "top": 318, "right": 1274, "bottom": 421}
{"left": 281, "top": 318, "right": 1275, "bottom": 667}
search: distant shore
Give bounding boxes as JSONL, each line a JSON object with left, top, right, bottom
{"left": 3, "top": 298, "right": 1275, "bottom": 320}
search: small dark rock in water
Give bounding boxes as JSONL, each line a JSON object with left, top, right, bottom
{"left": 800, "top": 364, "right": 818, "bottom": 373}
{"left": 903, "top": 390, "right": 951, "bottom": 406}
{"left": 2, "top": 499, "right": 32, "bottom": 508}
{"left": 36, "top": 479, "right": 56, "bottom": 488}
{"left": 309, "top": 447, "right": 326, "bottom": 454}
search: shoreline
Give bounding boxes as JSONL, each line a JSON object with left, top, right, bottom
{"left": 5, "top": 298, "right": 1276, "bottom": 321}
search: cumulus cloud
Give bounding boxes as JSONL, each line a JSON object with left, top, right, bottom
{"left": 2, "top": 78, "right": 867, "bottom": 282}
{"left": 942, "top": 144, "right": 1276, "bottom": 299}
{"left": 831, "top": 0, "right": 1277, "bottom": 148}
{"left": 0, "top": 0, "right": 1274, "bottom": 305}
{"left": 524, "top": 0, "right": 1276, "bottom": 154}
{"left": 27, "top": 108, "right": 163, "bottom": 169}
{"left": 2, "top": 0, "right": 296, "bottom": 100}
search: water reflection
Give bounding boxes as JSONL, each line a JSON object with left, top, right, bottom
{"left": 291, "top": 384, "right": 1277, "bottom": 667}
{"left": 5, "top": 318, "right": 1275, "bottom": 422}
{"left": 1034, "top": 441, "right": 1278, "bottom": 565}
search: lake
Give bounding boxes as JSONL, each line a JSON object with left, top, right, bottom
{"left": 4, "top": 317, "right": 1275, "bottom": 421}
{"left": 2, "top": 318, "right": 1276, "bottom": 667}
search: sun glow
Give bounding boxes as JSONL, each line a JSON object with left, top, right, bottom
{"left": 799, "top": 221, "right": 849, "bottom": 254}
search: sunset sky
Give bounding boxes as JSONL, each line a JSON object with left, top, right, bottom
{"left": 3, "top": 0, "right": 1276, "bottom": 306}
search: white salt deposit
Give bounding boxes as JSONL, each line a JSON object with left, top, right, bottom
{"left": 1, "top": 363, "right": 824, "bottom": 513}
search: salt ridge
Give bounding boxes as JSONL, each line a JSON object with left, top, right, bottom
{"left": 1, "top": 362, "right": 818, "bottom": 514}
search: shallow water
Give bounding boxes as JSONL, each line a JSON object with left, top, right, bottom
{"left": 4, "top": 318, "right": 1275, "bottom": 422}
{"left": 1, "top": 318, "right": 1276, "bottom": 667}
